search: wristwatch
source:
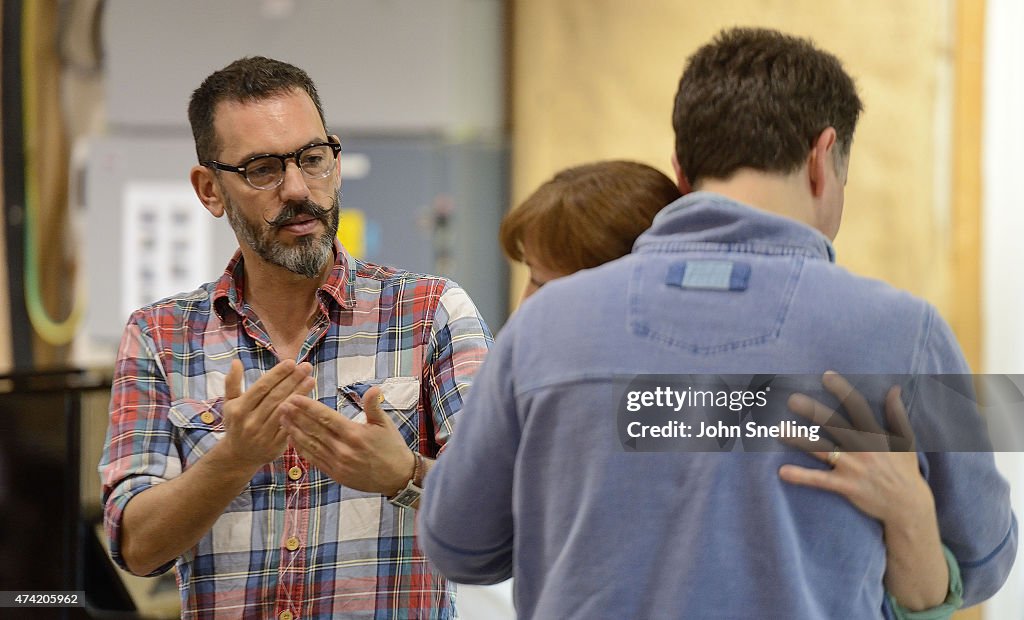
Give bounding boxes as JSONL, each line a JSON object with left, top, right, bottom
{"left": 388, "top": 451, "right": 424, "bottom": 509}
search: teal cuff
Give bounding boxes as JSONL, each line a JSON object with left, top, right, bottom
{"left": 887, "top": 544, "right": 964, "bottom": 620}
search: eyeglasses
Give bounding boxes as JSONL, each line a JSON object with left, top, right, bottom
{"left": 201, "top": 139, "right": 342, "bottom": 190}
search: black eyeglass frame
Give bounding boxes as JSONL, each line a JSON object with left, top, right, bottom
{"left": 200, "top": 139, "right": 342, "bottom": 190}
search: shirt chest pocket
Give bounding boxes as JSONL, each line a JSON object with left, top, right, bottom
{"left": 167, "top": 398, "right": 225, "bottom": 468}
{"left": 338, "top": 377, "right": 421, "bottom": 448}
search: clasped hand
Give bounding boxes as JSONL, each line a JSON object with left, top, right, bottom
{"left": 279, "top": 386, "right": 415, "bottom": 496}
{"left": 219, "top": 359, "right": 315, "bottom": 470}
{"left": 777, "top": 372, "right": 934, "bottom": 525}
{"left": 218, "top": 360, "right": 414, "bottom": 496}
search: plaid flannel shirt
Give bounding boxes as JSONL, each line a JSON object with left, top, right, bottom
{"left": 100, "top": 242, "right": 492, "bottom": 619}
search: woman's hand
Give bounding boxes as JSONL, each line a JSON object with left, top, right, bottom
{"left": 777, "top": 371, "right": 950, "bottom": 611}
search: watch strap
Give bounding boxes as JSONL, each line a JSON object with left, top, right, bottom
{"left": 388, "top": 451, "right": 424, "bottom": 509}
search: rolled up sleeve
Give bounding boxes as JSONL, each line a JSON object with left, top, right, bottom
{"left": 423, "top": 283, "right": 493, "bottom": 454}
{"left": 98, "top": 314, "right": 180, "bottom": 575}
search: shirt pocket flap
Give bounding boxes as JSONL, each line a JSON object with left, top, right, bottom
{"left": 167, "top": 398, "right": 224, "bottom": 431}
{"left": 337, "top": 377, "right": 420, "bottom": 448}
{"left": 378, "top": 376, "right": 420, "bottom": 410}
{"left": 338, "top": 376, "right": 420, "bottom": 414}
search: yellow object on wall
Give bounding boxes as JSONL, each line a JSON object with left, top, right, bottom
{"left": 337, "top": 208, "right": 367, "bottom": 260}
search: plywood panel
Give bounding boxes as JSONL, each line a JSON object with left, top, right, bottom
{"left": 950, "top": 0, "right": 985, "bottom": 372}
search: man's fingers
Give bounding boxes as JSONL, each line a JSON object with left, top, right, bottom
{"left": 273, "top": 421, "right": 289, "bottom": 446}
{"left": 247, "top": 360, "right": 311, "bottom": 407}
{"left": 282, "top": 387, "right": 399, "bottom": 454}
{"left": 282, "top": 409, "right": 321, "bottom": 450}
{"left": 225, "top": 359, "right": 244, "bottom": 401}
{"left": 362, "top": 387, "right": 394, "bottom": 428}
{"left": 250, "top": 364, "right": 315, "bottom": 423}
{"left": 295, "top": 375, "right": 316, "bottom": 397}
{"left": 286, "top": 394, "right": 351, "bottom": 437}
{"left": 234, "top": 359, "right": 302, "bottom": 407}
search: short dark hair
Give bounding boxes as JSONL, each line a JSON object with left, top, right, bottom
{"left": 500, "top": 160, "right": 681, "bottom": 274}
{"left": 672, "top": 27, "right": 863, "bottom": 185}
{"left": 188, "top": 56, "right": 327, "bottom": 162}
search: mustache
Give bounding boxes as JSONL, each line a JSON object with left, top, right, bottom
{"left": 264, "top": 199, "right": 333, "bottom": 227}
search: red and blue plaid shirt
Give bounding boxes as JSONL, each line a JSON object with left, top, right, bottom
{"left": 100, "top": 241, "right": 492, "bottom": 619}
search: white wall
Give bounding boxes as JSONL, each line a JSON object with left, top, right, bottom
{"left": 982, "top": 0, "right": 1024, "bottom": 616}
{"left": 102, "top": 0, "right": 505, "bottom": 135}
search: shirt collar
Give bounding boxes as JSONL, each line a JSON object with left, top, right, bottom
{"left": 213, "top": 239, "right": 355, "bottom": 321}
{"left": 635, "top": 191, "right": 836, "bottom": 262}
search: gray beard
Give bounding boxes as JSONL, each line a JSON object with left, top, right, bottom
{"left": 224, "top": 188, "right": 341, "bottom": 279}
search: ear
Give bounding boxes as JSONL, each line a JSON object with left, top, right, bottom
{"left": 671, "top": 151, "right": 693, "bottom": 195}
{"left": 807, "top": 127, "right": 838, "bottom": 199}
{"left": 330, "top": 133, "right": 343, "bottom": 181}
{"left": 191, "top": 165, "right": 226, "bottom": 218}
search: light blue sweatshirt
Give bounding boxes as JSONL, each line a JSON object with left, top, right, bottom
{"left": 420, "top": 193, "right": 1017, "bottom": 619}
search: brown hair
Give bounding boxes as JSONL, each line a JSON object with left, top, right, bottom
{"left": 188, "top": 56, "right": 327, "bottom": 162}
{"left": 672, "top": 27, "right": 863, "bottom": 185}
{"left": 500, "top": 161, "right": 681, "bottom": 274}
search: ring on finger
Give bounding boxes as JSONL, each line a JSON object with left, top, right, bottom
{"left": 826, "top": 446, "right": 842, "bottom": 467}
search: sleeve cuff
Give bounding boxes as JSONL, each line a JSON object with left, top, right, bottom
{"left": 104, "top": 478, "right": 177, "bottom": 576}
{"left": 886, "top": 544, "right": 964, "bottom": 620}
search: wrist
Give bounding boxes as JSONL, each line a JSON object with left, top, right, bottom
{"left": 387, "top": 450, "right": 425, "bottom": 510}
{"left": 387, "top": 449, "right": 419, "bottom": 498}
{"left": 882, "top": 484, "right": 936, "bottom": 534}
{"left": 209, "top": 438, "right": 267, "bottom": 480}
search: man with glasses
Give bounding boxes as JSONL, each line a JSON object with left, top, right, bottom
{"left": 99, "top": 56, "right": 492, "bottom": 619}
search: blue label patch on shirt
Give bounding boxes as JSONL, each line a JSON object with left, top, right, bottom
{"left": 665, "top": 260, "right": 750, "bottom": 291}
